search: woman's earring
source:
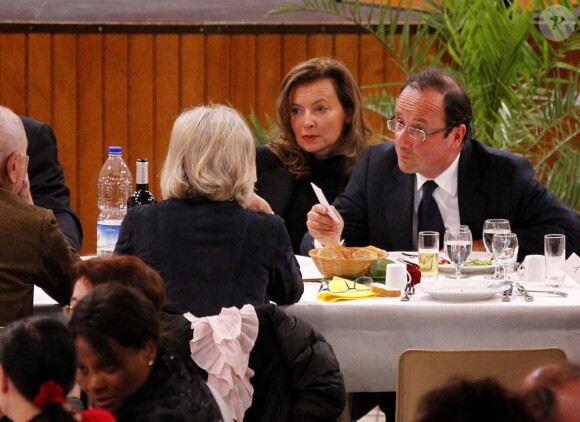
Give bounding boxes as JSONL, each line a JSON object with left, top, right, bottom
{"left": 148, "top": 360, "right": 154, "bottom": 367}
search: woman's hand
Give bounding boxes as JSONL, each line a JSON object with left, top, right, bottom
{"left": 243, "top": 193, "right": 274, "bottom": 214}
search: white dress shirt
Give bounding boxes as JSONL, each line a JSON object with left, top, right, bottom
{"left": 412, "top": 154, "right": 461, "bottom": 249}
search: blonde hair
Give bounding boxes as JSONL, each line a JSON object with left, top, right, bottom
{"left": 160, "top": 105, "right": 256, "bottom": 203}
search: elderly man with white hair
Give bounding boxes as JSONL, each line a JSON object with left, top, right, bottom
{"left": 0, "top": 106, "right": 78, "bottom": 325}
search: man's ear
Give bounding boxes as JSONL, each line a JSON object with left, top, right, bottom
{"left": 453, "top": 124, "right": 467, "bottom": 146}
{"left": 5, "top": 152, "right": 19, "bottom": 185}
{"left": 0, "top": 364, "right": 9, "bottom": 393}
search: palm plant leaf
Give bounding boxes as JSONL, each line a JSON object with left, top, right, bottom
{"left": 268, "top": 0, "right": 580, "bottom": 209}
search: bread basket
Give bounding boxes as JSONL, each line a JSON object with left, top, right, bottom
{"left": 309, "top": 246, "right": 388, "bottom": 278}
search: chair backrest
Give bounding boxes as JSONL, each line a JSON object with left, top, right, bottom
{"left": 396, "top": 348, "right": 567, "bottom": 422}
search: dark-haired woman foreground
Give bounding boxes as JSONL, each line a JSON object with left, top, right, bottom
{"left": 68, "top": 284, "right": 223, "bottom": 422}
{"left": 0, "top": 317, "right": 114, "bottom": 422}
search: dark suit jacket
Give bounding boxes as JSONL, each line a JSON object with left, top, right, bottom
{"left": 22, "top": 116, "right": 83, "bottom": 251}
{"left": 0, "top": 189, "right": 78, "bottom": 325}
{"left": 303, "top": 140, "right": 580, "bottom": 261}
{"left": 256, "top": 146, "right": 349, "bottom": 253}
{"left": 114, "top": 198, "right": 303, "bottom": 317}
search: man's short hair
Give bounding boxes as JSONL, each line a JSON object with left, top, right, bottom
{"left": 403, "top": 68, "right": 473, "bottom": 143}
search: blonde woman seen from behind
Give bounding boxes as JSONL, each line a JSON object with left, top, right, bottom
{"left": 115, "top": 105, "right": 303, "bottom": 317}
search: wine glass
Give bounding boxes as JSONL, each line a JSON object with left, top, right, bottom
{"left": 491, "top": 233, "right": 519, "bottom": 279}
{"left": 483, "top": 219, "right": 511, "bottom": 279}
{"left": 444, "top": 226, "right": 473, "bottom": 281}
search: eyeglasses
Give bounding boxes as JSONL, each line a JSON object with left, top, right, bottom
{"left": 62, "top": 305, "right": 74, "bottom": 320}
{"left": 319, "top": 276, "right": 373, "bottom": 293}
{"left": 386, "top": 119, "right": 453, "bottom": 142}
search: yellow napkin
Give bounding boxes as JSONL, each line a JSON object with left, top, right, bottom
{"left": 318, "top": 277, "right": 378, "bottom": 302}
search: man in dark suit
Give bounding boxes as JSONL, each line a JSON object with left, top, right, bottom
{"left": 303, "top": 68, "right": 580, "bottom": 261}
{"left": 0, "top": 106, "right": 78, "bottom": 325}
{"left": 21, "top": 116, "right": 83, "bottom": 251}
{"left": 304, "top": 67, "right": 580, "bottom": 421}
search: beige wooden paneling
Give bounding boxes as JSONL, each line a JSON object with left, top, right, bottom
{"left": 0, "top": 31, "right": 398, "bottom": 255}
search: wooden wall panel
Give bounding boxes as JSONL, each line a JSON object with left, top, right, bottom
{"left": 359, "top": 33, "right": 387, "bottom": 135}
{"left": 230, "top": 35, "right": 257, "bottom": 119}
{"left": 281, "top": 34, "right": 308, "bottom": 76}
{"left": 77, "top": 34, "right": 103, "bottom": 253}
{"left": 256, "top": 34, "right": 282, "bottom": 121}
{"left": 206, "top": 34, "right": 230, "bottom": 105}
{"left": 125, "top": 33, "right": 156, "bottom": 228}
{"left": 308, "top": 34, "right": 334, "bottom": 57}
{"left": 103, "top": 34, "right": 129, "bottom": 169}
{"left": 27, "top": 34, "right": 51, "bottom": 122}
{"left": 0, "top": 34, "right": 26, "bottom": 113}
{"left": 335, "top": 34, "right": 360, "bottom": 80}
{"left": 180, "top": 34, "right": 205, "bottom": 110}
{"left": 52, "top": 34, "right": 78, "bottom": 212}
{"left": 153, "top": 34, "right": 180, "bottom": 195}
{"left": 0, "top": 30, "right": 397, "bottom": 254}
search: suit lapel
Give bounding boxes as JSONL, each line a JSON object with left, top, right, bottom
{"left": 458, "top": 141, "right": 486, "bottom": 238}
{"left": 382, "top": 167, "right": 415, "bottom": 250}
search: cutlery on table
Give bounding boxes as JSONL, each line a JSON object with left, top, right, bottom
{"left": 516, "top": 284, "right": 534, "bottom": 302}
{"left": 502, "top": 289, "right": 511, "bottom": 302}
{"left": 523, "top": 290, "right": 568, "bottom": 297}
{"left": 401, "top": 283, "right": 411, "bottom": 302}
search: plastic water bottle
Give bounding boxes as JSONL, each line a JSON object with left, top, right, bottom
{"left": 97, "top": 146, "right": 133, "bottom": 256}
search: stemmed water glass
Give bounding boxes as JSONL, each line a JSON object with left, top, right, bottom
{"left": 491, "top": 233, "right": 519, "bottom": 279}
{"left": 483, "top": 219, "right": 511, "bottom": 279}
{"left": 444, "top": 226, "right": 473, "bottom": 281}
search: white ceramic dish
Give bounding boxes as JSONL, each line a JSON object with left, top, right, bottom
{"left": 416, "top": 278, "right": 508, "bottom": 302}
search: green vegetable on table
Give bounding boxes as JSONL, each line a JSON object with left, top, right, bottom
{"left": 466, "top": 258, "right": 493, "bottom": 266}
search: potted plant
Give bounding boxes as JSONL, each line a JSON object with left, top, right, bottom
{"left": 268, "top": 0, "right": 580, "bottom": 210}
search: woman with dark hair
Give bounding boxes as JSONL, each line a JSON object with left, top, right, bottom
{"left": 0, "top": 317, "right": 114, "bottom": 422}
{"left": 256, "top": 57, "right": 371, "bottom": 253}
{"left": 68, "top": 284, "right": 222, "bottom": 421}
{"left": 414, "top": 377, "right": 536, "bottom": 422}
{"left": 66, "top": 255, "right": 192, "bottom": 360}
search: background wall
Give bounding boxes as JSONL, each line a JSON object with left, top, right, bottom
{"left": 0, "top": 28, "right": 399, "bottom": 255}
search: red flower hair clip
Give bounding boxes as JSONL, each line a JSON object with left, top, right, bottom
{"left": 33, "top": 380, "right": 66, "bottom": 408}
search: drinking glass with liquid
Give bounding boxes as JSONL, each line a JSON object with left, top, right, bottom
{"left": 483, "top": 219, "right": 511, "bottom": 279}
{"left": 418, "top": 231, "right": 439, "bottom": 278}
{"left": 444, "top": 226, "right": 472, "bottom": 280}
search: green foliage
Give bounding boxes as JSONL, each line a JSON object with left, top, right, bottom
{"left": 246, "top": 111, "right": 279, "bottom": 145}
{"left": 269, "top": 0, "right": 580, "bottom": 209}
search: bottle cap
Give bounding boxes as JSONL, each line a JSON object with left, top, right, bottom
{"left": 108, "top": 146, "right": 122, "bottom": 155}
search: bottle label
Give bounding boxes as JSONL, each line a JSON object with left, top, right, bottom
{"left": 97, "top": 220, "right": 123, "bottom": 255}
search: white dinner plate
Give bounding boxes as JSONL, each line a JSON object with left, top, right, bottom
{"left": 416, "top": 278, "right": 508, "bottom": 302}
{"left": 439, "top": 251, "right": 495, "bottom": 274}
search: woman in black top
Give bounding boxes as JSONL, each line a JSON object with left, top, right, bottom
{"left": 69, "top": 284, "right": 223, "bottom": 422}
{"left": 115, "top": 105, "right": 303, "bottom": 317}
{"left": 256, "top": 57, "right": 371, "bottom": 254}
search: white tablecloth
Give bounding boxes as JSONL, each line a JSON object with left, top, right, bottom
{"left": 285, "top": 254, "right": 580, "bottom": 392}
